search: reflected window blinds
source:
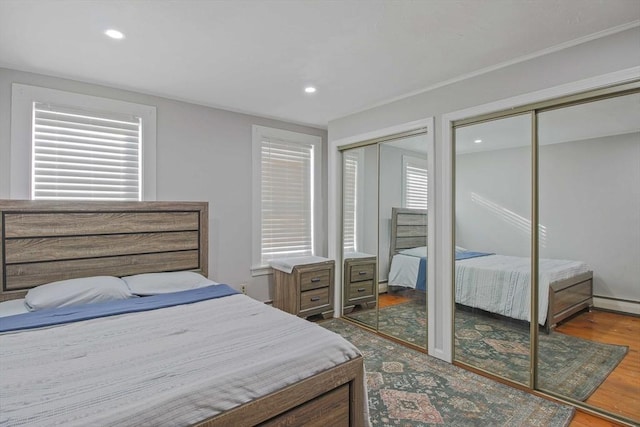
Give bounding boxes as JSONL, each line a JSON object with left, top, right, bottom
{"left": 260, "top": 137, "right": 314, "bottom": 263}
{"left": 32, "top": 103, "right": 142, "bottom": 201}
{"left": 403, "top": 155, "right": 428, "bottom": 210}
{"left": 343, "top": 151, "right": 359, "bottom": 253}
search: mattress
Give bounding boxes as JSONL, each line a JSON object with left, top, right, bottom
{"left": 0, "top": 291, "right": 363, "bottom": 426}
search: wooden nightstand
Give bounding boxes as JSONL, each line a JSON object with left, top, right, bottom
{"left": 343, "top": 255, "right": 377, "bottom": 312}
{"left": 271, "top": 257, "right": 335, "bottom": 319}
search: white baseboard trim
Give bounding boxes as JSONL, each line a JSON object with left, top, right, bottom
{"left": 593, "top": 297, "right": 640, "bottom": 315}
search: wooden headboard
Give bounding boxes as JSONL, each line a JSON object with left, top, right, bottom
{"left": 389, "top": 207, "right": 427, "bottom": 266}
{"left": 0, "top": 200, "right": 208, "bottom": 301}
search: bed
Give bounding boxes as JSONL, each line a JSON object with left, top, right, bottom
{"left": 0, "top": 200, "right": 368, "bottom": 427}
{"left": 387, "top": 207, "right": 593, "bottom": 331}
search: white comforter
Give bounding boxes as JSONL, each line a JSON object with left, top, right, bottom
{"left": 0, "top": 294, "right": 363, "bottom": 426}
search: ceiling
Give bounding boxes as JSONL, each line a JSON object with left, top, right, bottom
{"left": 0, "top": 1, "right": 638, "bottom": 129}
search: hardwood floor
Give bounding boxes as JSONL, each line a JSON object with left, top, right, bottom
{"left": 558, "top": 310, "right": 640, "bottom": 425}
{"left": 377, "top": 292, "right": 411, "bottom": 308}
{"left": 376, "top": 294, "right": 639, "bottom": 426}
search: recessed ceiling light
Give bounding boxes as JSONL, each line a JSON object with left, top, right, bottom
{"left": 105, "top": 29, "right": 124, "bottom": 40}
{"left": 474, "top": 139, "right": 483, "bottom": 144}
{"left": 304, "top": 86, "right": 317, "bottom": 94}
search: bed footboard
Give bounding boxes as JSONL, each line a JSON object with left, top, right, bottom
{"left": 196, "top": 355, "right": 367, "bottom": 427}
{"left": 547, "top": 271, "right": 593, "bottom": 332}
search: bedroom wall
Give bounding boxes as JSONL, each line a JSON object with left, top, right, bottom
{"left": 455, "top": 146, "right": 531, "bottom": 258}
{"left": 0, "top": 67, "right": 328, "bottom": 302}
{"left": 456, "top": 133, "right": 640, "bottom": 302}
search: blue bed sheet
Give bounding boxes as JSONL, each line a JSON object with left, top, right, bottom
{"left": 0, "top": 284, "right": 238, "bottom": 333}
{"left": 415, "top": 250, "right": 492, "bottom": 291}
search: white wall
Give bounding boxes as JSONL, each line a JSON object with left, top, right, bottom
{"left": 0, "top": 68, "right": 327, "bottom": 302}
{"left": 456, "top": 146, "right": 531, "bottom": 258}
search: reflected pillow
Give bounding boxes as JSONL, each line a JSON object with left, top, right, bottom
{"left": 122, "top": 271, "right": 217, "bottom": 295}
{"left": 0, "top": 299, "right": 29, "bottom": 317}
{"left": 399, "top": 246, "right": 427, "bottom": 258}
{"left": 25, "top": 276, "right": 132, "bottom": 311}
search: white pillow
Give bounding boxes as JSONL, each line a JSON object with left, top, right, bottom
{"left": 0, "top": 299, "right": 30, "bottom": 317}
{"left": 398, "top": 246, "right": 427, "bottom": 258}
{"left": 25, "top": 276, "right": 132, "bottom": 311}
{"left": 455, "top": 245, "right": 468, "bottom": 252}
{"left": 122, "top": 271, "right": 217, "bottom": 295}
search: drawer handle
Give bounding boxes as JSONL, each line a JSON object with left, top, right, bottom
{"left": 310, "top": 296, "right": 321, "bottom": 301}
{"left": 357, "top": 288, "right": 366, "bottom": 292}
{"left": 358, "top": 271, "right": 368, "bottom": 275}
{"left": 311, "top": 277, "right": 321, "bottom": 283}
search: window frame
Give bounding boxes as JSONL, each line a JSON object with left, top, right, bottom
{"left": 251, "top": 125, "right": 322, "bottom": 276}
{"left": 10, "top": 83, "right": 157, "bottom": 200}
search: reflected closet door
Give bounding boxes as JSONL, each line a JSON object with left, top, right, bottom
{"left": 378, "top": 135, "right": 428, "bottom": 348}
{"left": 342, "top": 145, "right": 379, "bottom": 330}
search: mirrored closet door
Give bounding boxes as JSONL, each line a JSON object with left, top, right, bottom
{"left": 452, "top": 82, "right": 639, "bottom": 425}
{"left": 536, "top": 91, "right": 640, "bottom": 423}
{"left": 453, "top": 113, "right": 533, "bottom": 386}
{"left": 341, "top": 131, "right": 429, "bottom": 350}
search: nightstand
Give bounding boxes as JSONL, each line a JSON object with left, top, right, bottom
{"left": 271, "top": 256, "right": 335, "bottom": 319}
{"left": 343, "top": 254, "right": 377, "bottom": 312}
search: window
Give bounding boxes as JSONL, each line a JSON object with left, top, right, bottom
{"left": 10, "top": 84, "right": 156, "bottom": 200}
{"left": 252, "top": 126, "right": 322, "bottom": 273}
{"left": 403, "top": 155, "right": 428, "bottom": 210}
{"left": 343, "top": 149, "right": 364, "bottom": 253}
{"left": 31, "top": 103, "right": 141, "bottom": 200}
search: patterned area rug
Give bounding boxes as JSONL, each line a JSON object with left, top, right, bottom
{"left": 350, "top": 300, "right": 628, "bottom": 401}
{"left": 322, "top": 319, "right": 575, "bottom": 427}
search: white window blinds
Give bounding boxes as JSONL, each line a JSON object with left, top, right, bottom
{"left": 260, "top": 137, "right": 315, "bottom": 263}
{"left": 343, "top": 151, "right": 359, "bottom": 253}
{"left": 32, "top": 102, "right": 142, "bottom": 201}
{"left": 403, "top": 156, "right": 428, "bottom": 210}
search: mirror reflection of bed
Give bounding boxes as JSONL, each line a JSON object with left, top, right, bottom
{"left": 453, "top": 92, "right": 640, "bottom": 422}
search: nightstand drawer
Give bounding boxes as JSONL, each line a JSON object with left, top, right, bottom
{"left": 300, "top": 269, "right": 331, "bottom": 291}
{"left": 300, "top": 288, "right": 330, "bottom": 311}
{"left": 349, "top": 264, "right": 374, "bottom": 282}
{"left": 348, "top": 281, "right": 374, "bottom": 299}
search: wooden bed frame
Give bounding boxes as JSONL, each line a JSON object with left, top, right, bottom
{"left": 389, "top": 207, "right": 593, "bottom": 331}
{"left": 0, "top": 200, "right": 367, "bottom": 426}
